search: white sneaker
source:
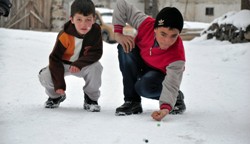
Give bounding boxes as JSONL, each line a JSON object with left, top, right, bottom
{"left": 84, "top": 93, "right": 101, "bottom": 112}
{"left": 84, "top": 103, "right": 101, "bottom": 112}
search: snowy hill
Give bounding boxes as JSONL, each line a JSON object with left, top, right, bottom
{"left": 0, "top": 28, "right": 250, "bottom": 144}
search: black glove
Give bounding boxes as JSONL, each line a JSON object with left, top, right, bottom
{"left": 0, "top": 0, "right": 12, "bottom": 17}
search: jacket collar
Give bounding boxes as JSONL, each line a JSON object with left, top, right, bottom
{"left": 63, "top": 21, "right": 85, "bottom": 39}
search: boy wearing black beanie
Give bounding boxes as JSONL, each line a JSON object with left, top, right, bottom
{"left": 113, "top": 0, "right": 186, "bottom": 121}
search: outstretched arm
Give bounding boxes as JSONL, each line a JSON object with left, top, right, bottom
{"left": 152, "top": 61, "right": 185, "bottom": 121}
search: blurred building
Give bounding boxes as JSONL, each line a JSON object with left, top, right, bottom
{"left": 158, "top": 0, "right": 241, "bottom": 23}
{"left": 0, "top": 0, "right": 242, "bottom": 31}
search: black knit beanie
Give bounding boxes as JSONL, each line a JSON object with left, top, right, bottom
{"left": 154, "top": 7, "right": 184, "bottom": 32}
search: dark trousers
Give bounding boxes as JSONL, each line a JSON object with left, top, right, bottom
{"left": 117, "top": 45, "right": 165, "bottom": 102}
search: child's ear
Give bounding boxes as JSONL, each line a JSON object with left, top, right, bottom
{"left": 70, "top": 16, "right": 74, "bottom": 24}
{"left": 154, "top": 28, "right": 157, "bottom": 33}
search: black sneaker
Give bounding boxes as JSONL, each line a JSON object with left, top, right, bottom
{"left": 169, "top": 91, "right": 186, "bottom": 115}
{"left": 115, "top": 101, "right": 143, "bottom": 116}
{"left": 44, "top": 95, "right": 66, "bottom": 108}
{"left": 83, "top": 93, "right": 101, "bottom": 112}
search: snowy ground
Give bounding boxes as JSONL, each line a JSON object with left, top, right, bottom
{"left": 0, "top": 28, "right": 249, "bottom": 144}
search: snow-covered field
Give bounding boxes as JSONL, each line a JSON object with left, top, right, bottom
{"left": 0, "top": 27, "right": 249, "bottom": 144}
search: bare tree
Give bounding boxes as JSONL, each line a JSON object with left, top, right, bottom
{"left": 144, "top": 0, "right": 159, "bottom": 18}
{"left": 151, "top": 0, "right": 159, "bottom": 18}
{"left": 144, "top": 0, "right": 150, "bottom": 15}
{"left": 241, "top": 0, "right": 250, "bottom": 10}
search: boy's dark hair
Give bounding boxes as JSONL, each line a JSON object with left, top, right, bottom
{"left": 71, "top": 0, "right": 95, "bottom": 17}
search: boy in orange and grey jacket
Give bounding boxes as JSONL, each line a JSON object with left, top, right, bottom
{"left": 39, "top": 0, "right": 103, "bottom": 112}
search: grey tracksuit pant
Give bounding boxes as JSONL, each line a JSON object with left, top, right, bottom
{"left": 38, "top": 61, "right": 103, "bottom": 101}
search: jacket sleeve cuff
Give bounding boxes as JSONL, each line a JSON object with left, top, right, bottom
{"left": 114, "top": 25, "right": 123, "bottom": 34}
{"left": 160, "top": 104, "right": 172, "bottom": 112}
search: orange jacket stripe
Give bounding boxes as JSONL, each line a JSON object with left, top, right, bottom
{"left": 59, "top": 33, "right": 75, "bottom": 61}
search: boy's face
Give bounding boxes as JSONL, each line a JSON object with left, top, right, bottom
{"left": 70, "top": 13, "right": 95, "bottom": 35}
{"left": 154, "top": 27, "right": 179, "bottom": 50}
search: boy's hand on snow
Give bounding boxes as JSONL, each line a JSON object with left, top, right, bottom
{"left": 69, "top": 66, "right": 80, "bottom": 73}
{"left": 115, "top": 33, "right": 135, "bottom": 53}
{"left": 55, "top": 89, "right": 65, "bottom": 95}
{"left": 151, "top": 109, "right": 169, "bottom": 121}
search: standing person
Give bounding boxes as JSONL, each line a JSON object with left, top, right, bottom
{"left": 38, "top": 0, "right": 103, "bottom": 112}
{"left": 112, "top": 0, "right": 186, "bottom": 121}
{"left": 0, "top": 0, "right": 12, "bottom": 17}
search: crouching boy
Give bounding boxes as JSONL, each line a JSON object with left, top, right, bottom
{"left": 38, "top": 0, "right": 103, "bottom": 112}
